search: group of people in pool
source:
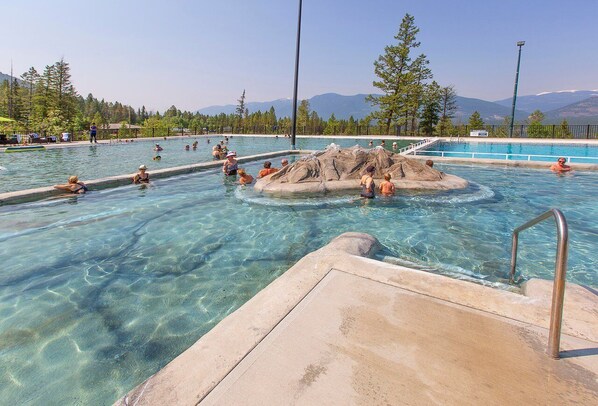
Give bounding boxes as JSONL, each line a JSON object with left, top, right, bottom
{"left": 367, "top": 140, "right": 399, "bottom": 150}
{"left": 51, "top": 154, "right": 573, "bottom": 197}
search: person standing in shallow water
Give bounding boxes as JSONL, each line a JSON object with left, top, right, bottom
{"left": 89, "top": 122, "right": 98, "bottom": 143}
{"left": 360, "top": 166, "right": 376, "bottom": 198}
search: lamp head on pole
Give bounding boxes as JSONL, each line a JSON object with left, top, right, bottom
{"left": 517, "top": 41, "right": 525, "bottom": 47}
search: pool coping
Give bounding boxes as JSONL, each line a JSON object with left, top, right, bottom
{"left": 115, "top": 232, "right": 598, "bottom": 405}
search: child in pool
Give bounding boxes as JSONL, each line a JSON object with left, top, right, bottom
{"left": 379, "top": 173, "right": 395, "bottom": 196}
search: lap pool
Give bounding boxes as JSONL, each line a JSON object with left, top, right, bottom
{"left": 0, "top": 136, "right": 412, "bottom": 193}
{"left": 0, "top": 160, "right": 596, "bottom": 404}
{"left": 415, "top": 141, "right": 598, "bottom": 163}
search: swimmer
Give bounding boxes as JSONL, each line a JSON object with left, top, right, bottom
{"left": 133, "top": 165, "right": 150, "bottom": 184}
{"left": 238, "top": 168, "right": 254, "bottom": 185}
{"left": 360, "top": 166, "right": 376, "bottom": 199}
{"left": 392, "top": 142, "right": 398, "bottom": 150}
{"left": 550, "top": 157, "right": 572, "bottom": 173}
{"left": 258, "top": 161, "right": 279, "bottom": 178}
{"left": 54, "top": 176, "right": 88, "bottom": 194}
{"left": 153, "top": 155, "right": 161, "bottom": 161}
{"left": 368, "top": 141, "right": 374, "bottom": 147}
{"left": 281, "top": 158, "right": 289, "bottom": 167}
{"left": 380, "top": 140, "right": 386, "bottom": 146}
{"left": 185, "top": 144, "right": 190, "bottom": 151}
{"left": 379, "top": 173, "right": 395, "bottom": 196}
{"left": 222, "top": 151, "right": 238, "bottom": 176}
{"left": 154, "top": 143, "right": 163, "bottom": 152}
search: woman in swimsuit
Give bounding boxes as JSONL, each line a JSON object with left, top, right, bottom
{"left": 222, "top": 151, "right": 238, "bottom": 176}
{"left": 133, "top": 165, "right": 150, "bottom": 184}
{"left": 360, "top": 166, "right": 376, "bottom": 199}
{"left": 54, "top": 176, "right": 88, "bottom": 194}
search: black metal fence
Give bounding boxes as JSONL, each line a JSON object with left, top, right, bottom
{"left": 2, "top": 123, "right": 598, "bottom": 143}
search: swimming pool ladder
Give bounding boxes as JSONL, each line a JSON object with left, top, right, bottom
{"left": 509, "top": 208, "right": 568, "bottom": 359}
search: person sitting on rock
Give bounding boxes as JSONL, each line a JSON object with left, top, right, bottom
{"left": 360, "top": 166, "right": 376, "bottom": 199}
{"left": 258, "top": 161, "right": 279, "bottom": 178}
{"left": 379, "top": 173, "right": 395, "bottom": 196}
{"left": 238, "top": 169, "right": 254, "bottom": 185}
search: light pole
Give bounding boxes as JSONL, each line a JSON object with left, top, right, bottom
{"left": 290, "top": 0, "right": 303, "bottom": 149}
{"left": 509, "top": 41, "right": 525, "bottom": 138}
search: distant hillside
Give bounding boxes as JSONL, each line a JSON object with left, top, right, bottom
{"left": 198, "top": 93, "right": 527, "bottom": 123}
{"left": 453, "top": 96, "right": 527, "bottom": 124}
{"left": 495, "top": 90, "right": 598, "bottom": 113}
{"left": 0, "top": 71, "right": 27, "bottom": 86}
{"left": 544, "top": 96, "right": 598, "bottom": 124}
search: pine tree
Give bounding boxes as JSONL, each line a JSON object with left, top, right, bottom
{"left": 367, "top": 14, "right": 422, "bottom": 133}
{"left": 419, "top": 81, "right": 441, "bottom": 136}
{"left": 438, "top": 85, "right": 457, "bottom": 135}
{"left": 405, "top": 54, "right": 432, "bottom": 133}
{"left": 468, "top": 111, "right": 484, "bottom": 129}
{"left": 297, "top": 99, "right": 310, "bottom": 134}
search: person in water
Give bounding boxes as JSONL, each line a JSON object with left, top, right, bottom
{"left": 281, "top": 158, "right": 289, "bottom": 167}
{"left": 379, "top": 173, "right": 395, "bottom": 196}
{"left": 185, "top": 144, "right": 190, "bottom": 151}
{"left": 222, "top": 151, "right": 238, "bottom": 176}
{"left": 153, "top": 155, "right": 161, "bottom": 161}
{"left": 368, "top": 141, "right": 374, "bottom": 147}
{"left": 550, "top": 157, "right": 572, "bottom": 173}
{"left": 392, "top": 142, "right": 398, "bottom": 150}
{"left": 54, "top": 176, "right": 88, "bottom": 194}
{"left": 425, "top": 160, "right": 434, "bottom": 168}
{"left": 360, "top": 166, "right": 376, "bottom": 199}
{"left": 212, "top": 144, "right": 224, "bottom": 159}
{"left": 154, "top": 143, "right": 163, "bottom": 152}
{"left": 238, "top": 168, "right": 254, "bottom": 185}
{"left": 133, "top": 165, "right": 150, "bottom": 184}
{"left": 258, "top": 161, "right": 279, "bottom": 178}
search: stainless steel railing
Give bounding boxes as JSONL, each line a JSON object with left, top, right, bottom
{"left": 509, "top": 208, "right": 569, "bottom": 359}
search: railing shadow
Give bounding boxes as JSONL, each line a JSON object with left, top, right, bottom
{"left": 559, "top": 347, "right": 598, "bottom": 359}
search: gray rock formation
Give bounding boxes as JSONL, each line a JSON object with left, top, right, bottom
{"left": 254, "top": 144, "right": 469, "bottom": 195}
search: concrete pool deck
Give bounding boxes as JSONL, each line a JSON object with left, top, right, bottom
{"left": 117, "top": 233, "right": 598, "bottom": 405}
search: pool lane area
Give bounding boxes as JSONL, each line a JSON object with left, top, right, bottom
{"left": 413, "top": 139, "right": 598, "bottom": 163}
{"left": 1, "top": 156, "right": 597, "bottom": 404}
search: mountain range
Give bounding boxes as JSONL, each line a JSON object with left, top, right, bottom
{"left": 198, "top": 90, "right": 598, "bottom": 124}
{"left": 2, "top": 70, "right": 596, "bottom": 124}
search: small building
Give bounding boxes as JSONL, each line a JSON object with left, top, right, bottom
{"left": 470, "top": 130, "right": 488, "bottom": 137}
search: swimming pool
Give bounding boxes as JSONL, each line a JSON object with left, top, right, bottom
{"left": 0, "top": 162, "right": 596, "bottom": 404}
{"left": 416, "top": 141, "right": 598, "bottom": 163}
{"left": 0, "top": 136, "right": 412, "bottom": 193}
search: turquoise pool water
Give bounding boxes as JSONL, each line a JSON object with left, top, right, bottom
{"left": 418, "top": 141, "right": 598, "bottom": 163}
{"left": 0, "top": 161, "right": 596, "bottom": 404}
{"left": 0, "top": 136, "right": 411, "bottom": 193}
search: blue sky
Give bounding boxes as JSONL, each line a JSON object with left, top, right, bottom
{"left": 2, "top": 0, "right": 597, "bottom": 111}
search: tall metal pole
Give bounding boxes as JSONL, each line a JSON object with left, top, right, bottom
{"left": 509, "top": 41, "right": 525, "bottom": 138}
{"left": 290, "top": 0, "right": 303, "bottom": 149}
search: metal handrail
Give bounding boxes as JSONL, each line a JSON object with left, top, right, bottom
{"left": 509, "top": 208, "right": 569, "bottom": 359}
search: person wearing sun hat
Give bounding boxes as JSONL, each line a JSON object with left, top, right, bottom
{"left": 133, "top": 164, "right": 150, "bottom": 184}
{"left": 222, "top": 151, "right": 238, "bottom": 176}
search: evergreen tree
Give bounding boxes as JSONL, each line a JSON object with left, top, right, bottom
{"left": 419, "top": 81, "right": 441, "bottom": 136}
{"left": 367, "top": 14, "right": 422, "bottom": 133}
{"left": 468, "top": 111, "right": 484, "bottom": 129}
{"left": 405, "top": 54, "right": 432, "bottom": 133}
{"left": 438, "top": 85, "right": 457, "bottom": 135}
{"left": 323, "top": 113, "right": 338, "bottom": 135}
{"left": 297, "top": 99, "right": 310, "bottom": 134}
{"left": 558, "top": 119, "right": 572, "bottom": 139}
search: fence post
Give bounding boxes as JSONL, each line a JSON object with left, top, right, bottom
{"left": 520, "top": 125, "right": 524, "bottom": 138}
{"left": 167, "top": 127, "right": 170, "bottom": 137}
{"left": 552, "top": 125, "right": 555, "bottom": 138}
{"left": 587, "top": 125, "right": 591, "bottom": 139}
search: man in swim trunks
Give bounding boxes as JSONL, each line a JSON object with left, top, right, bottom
{"left": 550, "top": 157, "right": 571, "bottom": 173}
{"left": 89, "top": 123, "right": 97, "bottom": 143}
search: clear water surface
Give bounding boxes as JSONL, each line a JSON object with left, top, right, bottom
{"left": 0, "top": 159, "right": 596, "bottom": 404}
{"left": 420, "top": 141, "right": 598, "bottom": 163}
{"left": 0, "top": 136, "right": 412, "bottom": 193}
